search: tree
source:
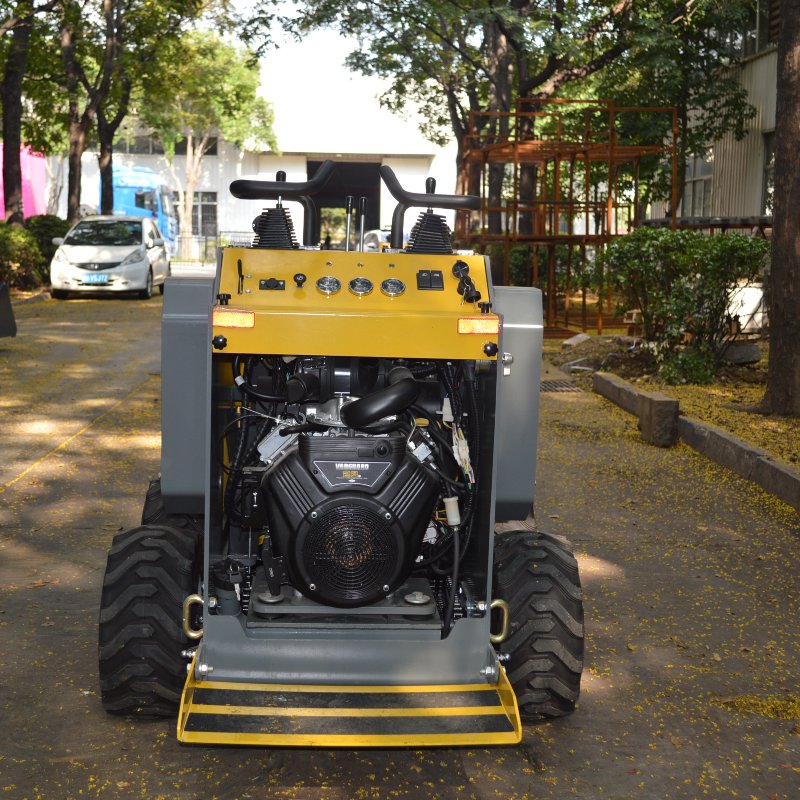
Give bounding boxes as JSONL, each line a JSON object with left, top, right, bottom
{"left": 58, "top": 1, "right": 119, "bottom": 223}
{"left": 593, "top": 0, "right": 755, "bottom": 210}
{"left": 762, "top": 1, "right": 800, "bottom": 415}
{"left": 95, "top": 0, "right": 202, "bottom": 215}
{"left": 140, "top": 30, "right": 277, "bottom": 255}
{"left": 260, "top": 1, "right": 757, "bottom": 219}
{"left": 267, "top": 1, "right": 635, "bottom": 186}
{"left": 0, "top": 1, "right": 58, "bottom": 222}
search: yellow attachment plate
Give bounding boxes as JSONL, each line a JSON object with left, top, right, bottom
{"left": 213, "top": 248, "right": 499, "bottom": 360}
{"left": 177, "top": 667, "right": 522, "bottom": 747}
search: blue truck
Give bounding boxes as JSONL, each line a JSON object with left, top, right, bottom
{"left": 111, "top": 166, "right": 178, "bottom": 255}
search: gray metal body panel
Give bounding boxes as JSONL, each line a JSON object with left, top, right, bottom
{"left": 198, "top": 615, "right": 497, "bottom": 685}
{"left": 492, "top": 286, "right": 543, "bottom": 520}
{"left": 194, "top": 250, "right": 504, "bottom": 686}
{"left": 161, "top": 277, "right": 214, "bottom": 514}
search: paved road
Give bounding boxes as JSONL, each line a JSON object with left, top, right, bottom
{"left": 0, "top": 295, "right": 798, "bottom": 800}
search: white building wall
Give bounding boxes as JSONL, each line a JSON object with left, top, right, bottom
{"left": 49, "top": 141, "right": 456, "bottom": 239}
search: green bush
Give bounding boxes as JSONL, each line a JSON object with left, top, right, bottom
{"left": 600, "top": 227, "right": 770, "bottom": 383}
{"left": 0, "top": 223, "right": 44, "bottom": 289}
{"left": 25, "top": 215, "right": 70, "bottom": 277}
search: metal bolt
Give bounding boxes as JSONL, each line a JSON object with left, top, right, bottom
{"left": 198, "top": 663, "right": 214, "bottom": 675}
{"left": 476, "top": 600, "right": 487, "bottom": 612}
{"left": 208, "top": 596, "right": 218, "bottom": 608}
{"left": 310, "top": 511, "right": 318, "bottom": 519}
{"left": 384, "top": 512, "right": 391, "bottom": 520}
{"left": 480, "top": 666, "right": 492, "bottom": 676}
{"left": 181, "top": 649, "right": 196, "bottom": 659}
{"left": 309, "top": 583, "right": 317, "bottom": 591}
{"left": 245, "top": 288, "right": 252, "bottom": 294}
{"left": 383, "top": 585, "right": 390, "bottom": 593}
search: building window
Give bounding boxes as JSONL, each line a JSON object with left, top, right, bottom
{"left": 739, "top": 0, "right": 779, "bottom": 58}
{"left": 114, "top": 133, "right": 164, "bottom": 155}
{"left": 762, "top": 132, "right": 775, "bottom": 214}
{"left": 681, "top": 155, "right": 713, "bottom": 218}
{"left": 174, "top": 137, "right": 218, "bottom": 156}
{"left": 175, "top": 191, "right": 217, "bottom": 236}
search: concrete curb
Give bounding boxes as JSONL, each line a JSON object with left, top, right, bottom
{"left": 592, "top": 371, "right": 800, "bottom": 512}
{"left": 592, "top": 372, "right": 679, "bottom": 447}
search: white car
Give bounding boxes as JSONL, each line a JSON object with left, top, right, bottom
{"left": 50, "top": 215, "right": 170, "bottom": 299}
{"left": 362, "top": 229, "right": 410, "bottom": 251}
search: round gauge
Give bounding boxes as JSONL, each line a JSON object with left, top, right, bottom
{"left": 348, "top": 277, "right": 374, "bottom": 296}
{"left": 316, "top": 276, "right": 341, "bottom": 295}
{"left": 380, "top": 278, "right": 406, "bottom": 297}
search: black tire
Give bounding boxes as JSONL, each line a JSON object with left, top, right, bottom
{"left": 51, "top": 289, "right": 68, "bottom": 300}
{"left": 138, "top": 270, "right": 153, "bottom": 300}
{"left": 141, "top": 477, "right": 203, "bottom": 535}
{"left": 98, "top": 524, "right": 201, "bottom": 716}
{"left": 492, "top": 529, "right": 584, "bottom": 721}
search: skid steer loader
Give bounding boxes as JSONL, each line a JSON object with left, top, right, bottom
{"left": 98, "top": 163, "right": 584, "bottom": 747}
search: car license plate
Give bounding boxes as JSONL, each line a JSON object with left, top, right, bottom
{"left": 84, "top": 273, "right": 109, "bottom": 284}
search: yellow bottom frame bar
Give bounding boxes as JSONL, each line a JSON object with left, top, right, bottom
{"left": 177, "top": 663, "right": 522, "bottom": 748}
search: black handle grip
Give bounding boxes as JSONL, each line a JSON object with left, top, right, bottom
{"left": 379, "top": 165, "right": 481, "bottom": 249}
{"left": 230, "top": 160, "right": 337, "bottom": 200}
{"left": 229, "top": 161, "right": 337, "bottom": 246}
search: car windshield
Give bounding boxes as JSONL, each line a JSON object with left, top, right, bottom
{"left": 65, "top": 220, "right": 142, "bottom": 246}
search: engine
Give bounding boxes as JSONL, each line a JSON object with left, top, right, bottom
{"left": 212, "top": 352, "right": 480, "bottom": 632}
{"left": 264, "top": 433, "right": 439, "bottom": 606}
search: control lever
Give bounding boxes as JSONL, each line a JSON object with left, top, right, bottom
{"left": 229, "top": 160, "right": 337, "bottom": 246}
{"left": 379, "top": 165, "right": 481, "bottom": 249}
{"left": 344, "top": 195, "right": 354, "bottom": 252}
{"left": 358, "top": 197, "right": 367, "bottom": 251}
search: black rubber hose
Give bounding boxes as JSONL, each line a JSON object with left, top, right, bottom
{"left": 340, "top": 377, "right": 420, "bottom": 429}
{"left": 233, "top": 356, "right": 287, "bottom": 403}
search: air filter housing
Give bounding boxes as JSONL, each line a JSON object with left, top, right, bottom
{"left": 264, "top": 434, "right": 439, "bottom": 607}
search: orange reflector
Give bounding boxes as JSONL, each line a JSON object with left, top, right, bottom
{"left": 458, "top": 317, "right": 500, "bottom": 335}
{"left": 213, "top": 307, "right": 256, "bottom": 329}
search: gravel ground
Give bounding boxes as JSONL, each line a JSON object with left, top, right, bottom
{"left": 0, "top": 296, "right": 797, "bottom": 800}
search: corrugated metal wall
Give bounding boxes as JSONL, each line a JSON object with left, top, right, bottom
{"left": 712, "top": 49, "right": 777, "bottom": 216}
{"left": 650, "top": 48, "right": 777, "bottom": 219}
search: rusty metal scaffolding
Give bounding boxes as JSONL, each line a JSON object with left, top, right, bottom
{"left": 454, "top": 98, "right": 678, "bottom": 331}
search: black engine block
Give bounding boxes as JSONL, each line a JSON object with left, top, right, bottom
{"left": 264, "top": 433, "right": 439, "bottom": 607}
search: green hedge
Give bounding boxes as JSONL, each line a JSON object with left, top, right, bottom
{"left": 0, "top": 223, "right": 44, "bottom": 289}
{"left": 600, "top": 227, "right": 770, "bottom": 384}
{"left": 26, "top": 214, "right": 71, "bottom": 274}
{"left": 0, "top": 215, "right": 71, "bottom": 289}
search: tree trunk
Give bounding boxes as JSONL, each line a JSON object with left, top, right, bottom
{"left": 98, "top": 134, "right": 113, "bottom": 214}
{"left": 1, "top": 4, "right": 32, "bottom": 224}
{"left": 762, "top": 1, "right": 800, "bottom": 415}
{"left": 66, "top": 120, "right": 87, "bottom": 222}
{"left": 97, "top": 76, "right": 132, "bottom": 215}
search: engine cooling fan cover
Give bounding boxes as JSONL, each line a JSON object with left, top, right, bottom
{"left": 295, "top": 498, "right": 406, "bottom": 606}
